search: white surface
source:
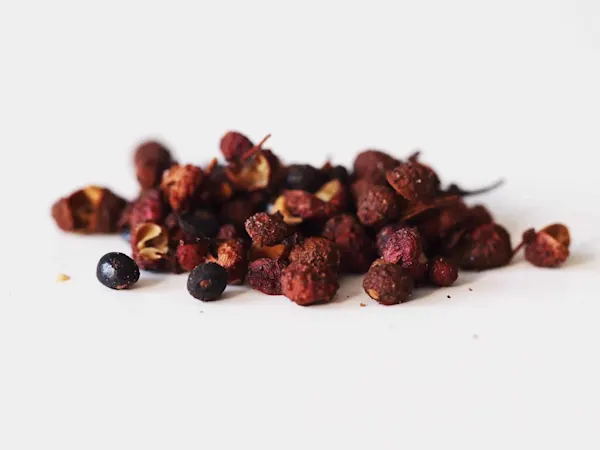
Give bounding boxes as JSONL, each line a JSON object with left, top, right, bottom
{"left": 1, "top": 1, "right": 600, "bottom": 449}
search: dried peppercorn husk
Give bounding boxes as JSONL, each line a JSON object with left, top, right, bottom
{"left": 52, "top": 186, "right": 127, "bottom": 233}
{"left": 131, "top": 223, "right": 171, "bottom": 271}
{"left": 247, "top": 258, "right": 288, "bottom": 295}
{"left": 322, "top": 214, "right": 377, "bottom": 273}
{"left": 134, "top": 140, "right": 175, "bottom": 190}
{"left": 281, "top": 262, "right": 339, "bottom": 306}
{"left": 271, "top": 195, "right": 303, "bottom": 225}
{"left": 161, "top": 164, "right": 204, "bottom": 212}
{"left": 283, "top": 179, "right": 348, "bottom": 220}
{"left": 363, "top": 263, "right": 414, "bottom": 305}
{"left": 353, "top": 149, "right": 399, "bottom": 185}
{"left": 288, "top": 236, "right": 340, "bottom": 273}
{"left": 452, "top": 223, "right": 512, "bottom": 270}
{"left": 208, "top": 239, "right": 249, "bottom": 285}
{"left": 514, "top": 224, "right": 570, "bottom": 268}
{"left": 386, "top": 162, "right": 440, "bottom": 203}
{"left": 128, "top": 188, "right": 167, "bottom": 233}
{"left": 225, "top": 135, "right": 284, "bottom": 192}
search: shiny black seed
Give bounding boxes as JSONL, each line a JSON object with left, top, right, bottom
{"left": 326, "top": 165, "right": 349, "bottom": 184}
{"left": 178, "top": 210, "right": 220, "bottom": 238}
{"left": 285, "top": 164, "right": 326, "bottom": 192}
{"left": 187, "top": 262, "right": 227, "bottom": 301}
{"left": 96, "top": 252, "right": 140, "bottom": 290}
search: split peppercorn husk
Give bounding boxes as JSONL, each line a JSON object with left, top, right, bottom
{"left": 52, "top": 131, "right": 571, "bottom": 305}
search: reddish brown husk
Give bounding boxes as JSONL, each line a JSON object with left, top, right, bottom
{"left": 220, "top": 131, "right": 254, "bottom": 162}
{"left": 428, "top": 256, "right": 458, "bottom": 287}
{"left": 161, "top": 164, "right": 204, "bottom": 212}
{"left": 386, "top": 162, "right": 440, "bottom": 202}
{"left": 209, "top": 239, "right": 249, "bottom": 285}
{"left": 280, "top": 262, "right": 339, "bottom": 306}
{"left": 381, "top": 227, "right": 422, "bottom": 266}
{"left": 363, "top": 263, "right": 414, "bottom": 305}
{"left": 515, "top": 224, "right": 570, "bottom": 268}
{"left": 128, "top": 188, "right": 166, "bottom": 232}
{"left": 52, "top": 186, "right": 127, "bottom": 233}
{"left": 134, "top": 141, "right": 174, "bottom": 190}
{"left": 245, "top": 212, "right": 292, "bottom": 247}
{"left": 353, "top": 150, "right": 399, "bottom": 185}
{"left": 247, "top": 258, "right": 288, "bottom": 295}
{"left": 283, "top": 179, "right": 348, "bottom": 220}
{"left": 176, "top": 241, "right": 210, "bottom": 272}
{"left": 131, "top": 223, "right": 171, "bottom": 271}
{"left": 453, "top": 223, "right": 512, "bottom": 270}
{"left": 356, "top": 184, "right": 400, "bottom": 228}
{"left": 322, "top": 214, "right": 377, "bottom": 274}
{"left": 288, "top": 236, "right": 340, "bottom": 273}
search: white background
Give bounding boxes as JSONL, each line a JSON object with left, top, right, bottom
{"left": 1, "top": 1, "right": 600, "bottom": 449}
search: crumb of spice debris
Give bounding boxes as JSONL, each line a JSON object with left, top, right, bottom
{"left": 51, "top": 130, "right": 572, "bottom": 306}
{"left": 360, "top": 303, "right": 366, "bottom": 307}
{"left": 447, "top": 295, "right": 451, "bottom": 299}
{"left": 56, "top": 273, "right": 70, "bottom": 282}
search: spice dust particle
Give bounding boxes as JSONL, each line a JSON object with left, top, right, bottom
{"left": 469, "top": 288, "right": 473, "bottom": 291}
{"left": 360, "top": 303, "right": 366, "bottom": 307}
{"left": 447, "top": 295, "right": 451, "bottom": 299}
{"left": 56, "top": 274, "right": 70, "bottom": 282}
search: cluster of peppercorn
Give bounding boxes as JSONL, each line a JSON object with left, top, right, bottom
{"left": 52, "top": 132, "right": 571, "bottom": 305}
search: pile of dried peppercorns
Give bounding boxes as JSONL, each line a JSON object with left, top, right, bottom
{"left": 52, "top": 131, "right": 571, "bottom": 305}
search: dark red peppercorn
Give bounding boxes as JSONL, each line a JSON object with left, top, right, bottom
{"left": 353, "top": 150, "right": 399, "bottom": 185}
{"left": 52, "top": 186, "right": 127, "bottom": 234}
{"left": 280, "top": 262, "right": 339, "bottom": 306}
{"left": 134, "top": 141, "right": 174, "bottom": 190}
{"left": 288, "top": 236, "right": 340, "bottom": 273}
{"left": 245, "top": 212, "right": 292, "bottom": 247}
{"left": 176, "top": 241, "right": 209, "bottom": 272}
{"left": 322, "top": 214, "right": 377, "bottom": 274}
{"left": 381, "top": 227, "right": 422, "bottom": 266}
{"left": 247, "top": 258, "right": 288, "bottom": 295}
{"left": 376, "top": 223, "right": 406, "bottom": 255}
{"left": 363, "top": 263, "right": 414, "bottom": 305}
{"left": 128, "top": 188, "right": 166, "bottom": 233}
{"left": 515, "top": 224, "right": 570, "bottom": 268}
{"left": 209, "top": 239, "right": 248, "bottom": 285}
{"left": 220, "top": 131, "right": 254, "bottom": 162}
{"left": 356, "top": 184, "right": 400, "bottom": 228}
{"left": 161, "top": 164, "right": 204, "bottom": 212}
{"left": 428, "top": 256, "right": 458, "bottom": 287}
{"left": 454, "top": 223, "right": 513, "bottom": 270}
{"left": 386, "top": 162, "right": 440, "bottom": 202}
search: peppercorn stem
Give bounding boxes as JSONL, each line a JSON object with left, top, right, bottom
{"left": 241, "top": 133, "right": 272, "bottom": 160}
{"left": 445, "top": 179, "right": 505, "bottom": 197}
{"left": 511, "top": 240, "right": 526, "bottom": 259}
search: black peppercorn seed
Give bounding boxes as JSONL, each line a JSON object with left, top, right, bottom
{"left": 178, "top": 210, "right": 220, "bottom": 238}
{"left": 96, "top": 252, "right": 140, "bottom": 290}
{"left": 285, "top": 164, "right": 326, "bottom": 192}
{"left": 187, "top": 262, "right": 228, "bottom": 301}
